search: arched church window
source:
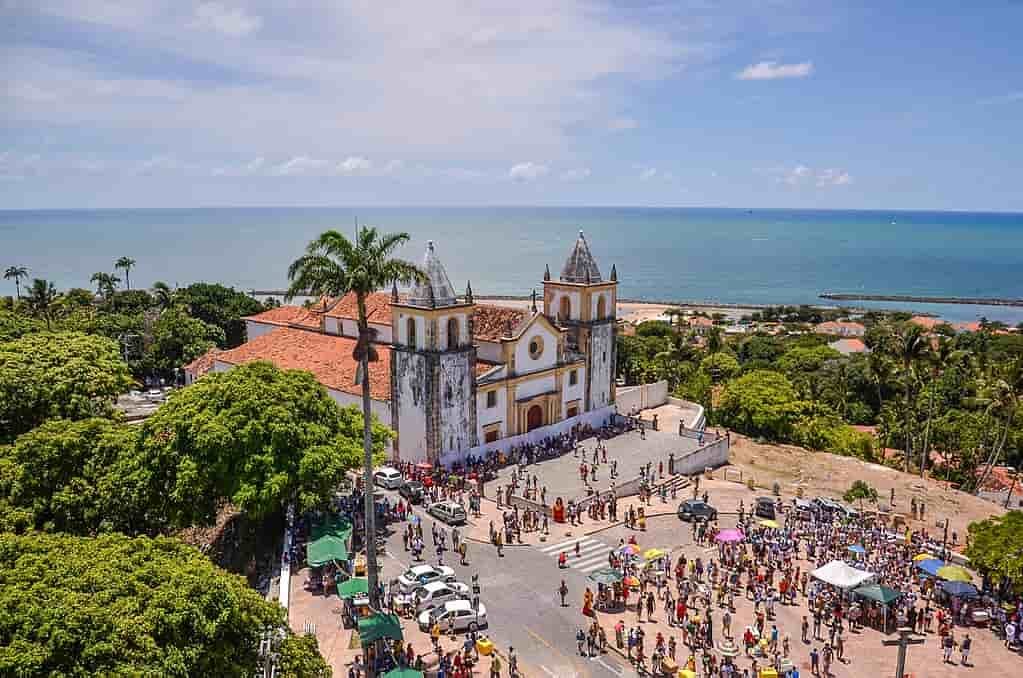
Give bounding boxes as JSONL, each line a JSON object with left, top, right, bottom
{"left": 407, "top": 317, "right": 417, "bottom": 348}
{"left": 447, "top": 317, "right": 459, "bottom": 350}
{"left": 559, "top": 296, "right": 571, "bottom": 321}
{"left": 596, "top": 295, "right": 607, "bottom": 320}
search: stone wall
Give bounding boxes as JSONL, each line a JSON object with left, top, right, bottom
{"left": 587, "top": 321, "right": 616, "bottom": 410}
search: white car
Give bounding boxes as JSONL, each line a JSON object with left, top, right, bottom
{"left": 411, "top": 581, "right": 471, "bottom": 613}
{"left": 428, "top": 500, "right": 467, "bottom": 525}
{"left": 373, "top": 467, "right": 404, "bottom": 490}
{"left": 397, "top": 564, "right": 456, "bottom": 593}
{"left": 418, "top": 599, "right": 488, "bottom": 633}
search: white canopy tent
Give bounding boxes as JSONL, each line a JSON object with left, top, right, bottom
{"left": 811, "top": 560, "right": 874, "bottom": 590}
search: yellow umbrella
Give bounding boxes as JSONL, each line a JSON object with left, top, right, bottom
{"left": 913, "top": 553, "right": 936, "bottom": 562}
{"left": 623, "top": 576, "right": 640, "bottom": 587}
{"left": 759, "top": 519, "right": 780, "bottom": 529}
{"left": 937, "top": 565, "right": 972, "bottom": 583}
{"left": 644, "top": 548, "right": 667, "bottom": 561}
{"left": 679, "top": 670, "right": 697, "bottom": 678}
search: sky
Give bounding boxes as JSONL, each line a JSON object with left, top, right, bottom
{"left": 2, "top": 1, "right": 1022, "bottom": 211}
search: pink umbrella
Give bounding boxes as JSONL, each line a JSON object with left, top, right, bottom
{"left": 714, "top": 528, "right": 745, "bottom": 543}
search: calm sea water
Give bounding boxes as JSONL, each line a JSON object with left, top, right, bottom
{"left": 2, "top": 207, "right": 1021, "bottom": 324}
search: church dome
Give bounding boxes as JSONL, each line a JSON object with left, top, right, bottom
{"left": 407, "top": 240, "right": 458, "bottom": 307}
{"left": 560, "top": 230, "right": 602, "bottom": 283}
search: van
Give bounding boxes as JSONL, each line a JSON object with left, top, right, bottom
{"left": 373, "top": 467, "right": 404, "bottom": 490}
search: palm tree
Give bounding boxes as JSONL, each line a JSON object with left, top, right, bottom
{"left": 287, "top": 227, "right": 426, "bottom": 608}
{"left": 888, "top": 323, "right": 929, "bottom": 472}
{"left": 917, "top": 336, "right": 957, "bottom": 477}
{"left": 152, "top": 281, "right": 175, "bottom": 310}
{"left": 90, "top": 272, "right": 120, "bottom": 301}
{"left": 25, "top": 278, "right": 58, "bottom": 329}
{"left": 973, "top": 359, "right": 1022, "bottom": 492}
{"left": 115, "top": 257, "right": 136, "bottom": 289}
{"left": 4, "top": 265, "right": 29, "bottom": 299}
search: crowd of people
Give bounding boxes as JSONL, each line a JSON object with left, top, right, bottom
{"left": 576, "top": 491, "right": 1022, "bottom": 677}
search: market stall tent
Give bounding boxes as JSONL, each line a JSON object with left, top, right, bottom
{"left": 306, "top": 533, "right": 349, "bottom": 567}
{"left": 358, "top": 613, "right": 403, "bottom": 646}
{"left": 811, "top": 560, "right": 874, "bottom": 590}
{"left": 853, "top": 584, "right": 901, "bottom": 604}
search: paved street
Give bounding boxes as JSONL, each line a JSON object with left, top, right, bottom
{"left": 380, "top": 493, "right": 639, "bottom": 677}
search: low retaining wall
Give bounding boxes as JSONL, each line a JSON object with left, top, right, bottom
{"left": 616, "top": 381, "right": 669, "bottom": 414}
{"left": 673, "top": 436, "right": 729, "bottom": 475}
{"left": 439, "top": 406, "right": 615, "bottom": 468}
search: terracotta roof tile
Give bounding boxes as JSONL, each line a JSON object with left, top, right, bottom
{"left": 323, "top": 291, "right": 397, "bottom": 322}
{"left": 473, "top": 304, "right": 527, "bottom": 342}
{"left": 243, "top": 305, "right": 322, "bottom": 329}
{"left": 215, "top": 327, "right": 391, "bottom": 401}
{"left": 815, "top": 321, "right": 866, "bottom": 335}
{"left": 476, "top": 361, "right": 502, "bottom": 377}
{"left": 183, "top": 348, "right": 221, "bottom": 378}
{"left": 828, "top": 338, "right": 868, "bottom": 354}
{"left": 910, "top": 316, "right": 942, "bottom": 330}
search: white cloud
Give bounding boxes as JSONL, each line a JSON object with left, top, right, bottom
{"left": 763, "top": 164, "right": 852, "bottom": 188}
{"left": 561, "top": 167, "right": 591, "bottom": 181}
{"left": 736, "top": 60, "right": 813, "bottom": 80}
{"left": 508, "top": 162, "right": 549, "bottom": 181}
{"left": 6, "top": 2, "right": 693, "bottom": 160}
{"left": 639, "top": 167, "right": 658, "bottom": 180}
{"left": 272, "top": 156, "right": 326, "bottom": 176}
{"left": 190, "top": 3, "right": 262, "bottom": 37}
{"left": 608, "top": 117, "right": 639, "bottom": 131}
{"left": 336, "top": 156, "right": 372, "bottom": 175}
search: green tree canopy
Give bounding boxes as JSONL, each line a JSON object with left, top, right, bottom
{"left": 0, "top": 309, "right": 44, "bottom": 343}
{"left": 146, "top": 306, "right": 225, "bottom": 374}
{"left": 0, "top": 532, "right": 329, "bottom": 677}
{"left": 843, "top": 479, "right": 879, "bottom": 507}
{"left": 0, "top": 332, "right": 133, "bottom": 441}
{"left": 700, "top": 352, "right": 740, "bottom": 383}
{"left": 0, "top": 418, "right": 143, "bottom": 535}
{"left": 138, "top": 361, "right": 391, "bottom": 526}
{"left": 966, "top": 511, "right": 1023, "bottom": 589}
{"left": 177, "top": 282, "right": 265, "bottom": 348}
{"left": 777, "top": 345, "right": 842, "bottom": 374}
{"left": 716, "top": 370, "right": 801, "bottom": 440}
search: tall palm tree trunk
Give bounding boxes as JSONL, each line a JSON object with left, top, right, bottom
{"left": 357, "top": 296, "right": 380, "bottom": 609}
{"left": 975, "top": 409, "right": 1015, "bottom": 493}
{"left": 14, "top": 279, "right": 20, "bottom": 299}
{"left": 920, "top": 386, "right": 936, "bottom": 478}
{"left": 903, "top": 377, "right": 913, "bottom": 473}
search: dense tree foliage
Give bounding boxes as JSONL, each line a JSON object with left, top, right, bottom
{"left": 966, "top": 511, "right": 1023, "bottom": 589}
{"left": 844, "top": 480, "right": 879, "bottom": 508}
{"left": 0, "top": 332, "right": 133, "bottom": 441}
{"left": 138, "top": 361, "right": 391, "bottom": 525}
{"left": 145, "top": 306, "right": 225, "bottom": 373}
{"left": 177, "top": 282, "right": 265, "bottom": 348}
{"left": 0, "top": 309, "right": 43, "bottom": 343}
{"left": 618, "top": 313, "right": 1022, "bottom": 478}
{"left": 0, "top": 418, "right": 142, "bottom": 534}
{"left": 0, "top": 532, "right": 329, "bottom": 678}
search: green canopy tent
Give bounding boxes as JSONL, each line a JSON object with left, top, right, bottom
{"left": 311, "top": 516, "right": 353, "bottom": 540}
{"left": 337, "top": 577, "right": 370, "bottom": 599}
{"left": 358, "top": 613, "right": 403, "bottom": 646}
{"left": 382, "top": 668, "right": 424, "bottom": 678}
{"left": 588, "top": 568, "right": 624, "bottom": 585}
{"left": 853, "top": 584, "right": 902, "bottom": 632}
{"left": 306, "top": 534, "right": 350, "bottom": 567}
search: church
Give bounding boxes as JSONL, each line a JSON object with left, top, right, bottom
{"left": 185, "top": 232, "right": 618, "bottom": 464}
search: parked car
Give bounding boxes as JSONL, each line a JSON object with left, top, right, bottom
{"left": 398, "top": 564, "right": 456, "bottom": 593}
{"left": 373, "top": 466, "right": 404, "bottom": 490}
{"left": 754, "top": 496, "right": 777, "bottom": 520}
{"left": 412, "top": 581, "right": 470, "bottom": 613}
{"left": 418, "top": 599, "right": 488, "bottom": 633}
{"left": 678, "top": 499, "right": 718, "bottom": 522}
{"left": 428, "top": 500, "right": 467, "bottom": 525}
{"left": 399, "top": 480, "right": 425, "bottom": 504}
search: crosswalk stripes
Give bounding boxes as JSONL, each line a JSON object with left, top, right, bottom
{"left": 536, "top": 537, "right": 615, "bottom": 573}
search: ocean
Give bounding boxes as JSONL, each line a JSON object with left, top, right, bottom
{"left": 2, "top": 207, "right": 1022, "bottom": 324}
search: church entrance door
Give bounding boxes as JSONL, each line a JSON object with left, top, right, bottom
{"left": 526, "top": 404, "right": 543, "bottom": 432}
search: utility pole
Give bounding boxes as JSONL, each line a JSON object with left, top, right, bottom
{"left": 1005, "top": 467, "right": 1018, "bottom": 509}
{"left": 941, "top": 517, "right": 950, "bottom": 562}
{"left": 882, "top": 627, "right": 924, "bottom": 678}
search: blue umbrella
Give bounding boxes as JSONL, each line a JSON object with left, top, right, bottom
{"left": 847, "top": 544, "right": 866, "bottom": 555}
{"left": 916, "top": 558, "right": 944, "bottom": 576}
{"left": 941, "top": 580, "right": 979, "bottom": 599}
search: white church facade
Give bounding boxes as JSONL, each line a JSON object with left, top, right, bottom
{"left": 185, "top": 232, "right": 618, "bottom": 464}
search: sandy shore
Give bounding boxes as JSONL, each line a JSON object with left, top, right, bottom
{"left": 476, "top": 297, "right": 756, "bottom": 323}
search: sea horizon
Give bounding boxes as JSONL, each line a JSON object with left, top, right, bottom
{"left": 4, "top": 205, "right": 1022, "bottom": 325}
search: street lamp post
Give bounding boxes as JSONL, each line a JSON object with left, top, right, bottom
{"left": 1004, "top": 467, "right": 1018, "bottom": 509}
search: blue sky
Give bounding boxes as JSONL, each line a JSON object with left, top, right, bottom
{"left": 2, "top": 1, "right": 1021, "bottom": 210}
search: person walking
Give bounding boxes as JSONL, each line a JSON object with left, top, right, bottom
{"left": 559, "top": 580, "right": 569, "bottom": 607}
{"left": 960, "top": 633, "right": 972, "bottom": 666}
{"left": 489, "top": 653, "right": 502, "bottom": 678}
{"left": 942, "top": 631, "right": 955, "bottom": 663}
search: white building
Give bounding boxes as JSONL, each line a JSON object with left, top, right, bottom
{"left": 185, "top": 233, "right": 619, "bottom": 464}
